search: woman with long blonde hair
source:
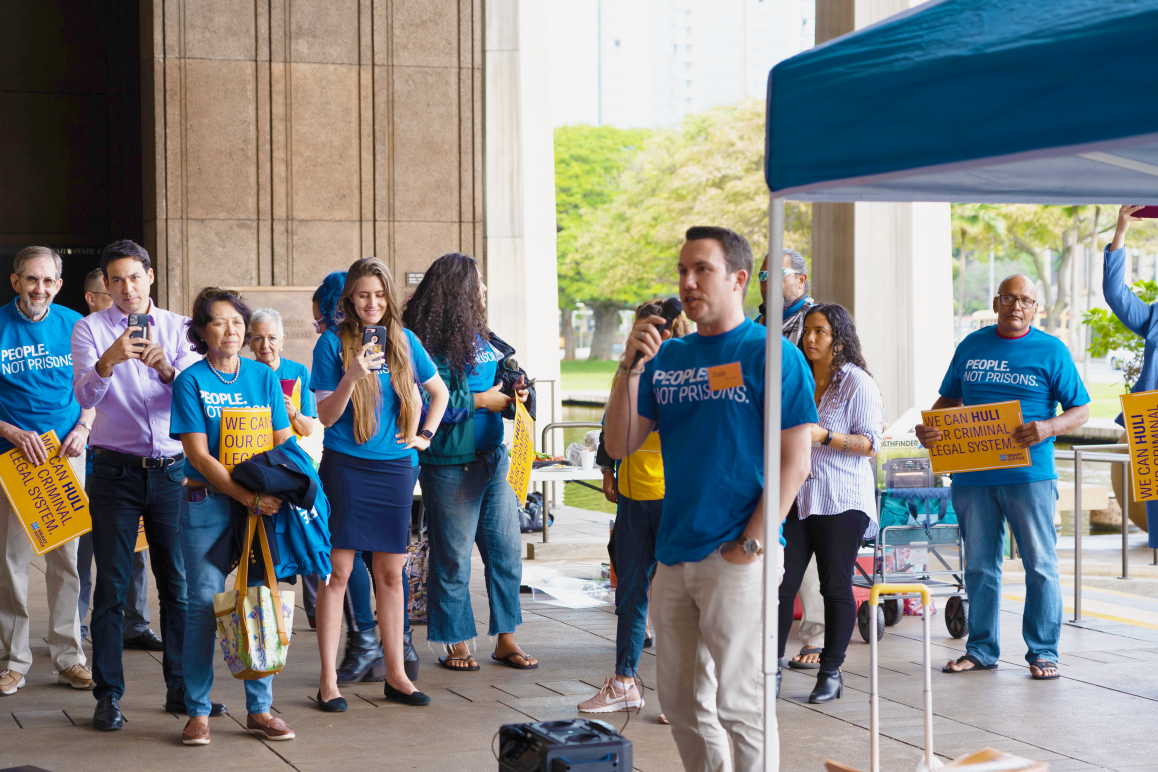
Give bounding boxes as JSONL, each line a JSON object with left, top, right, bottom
{"left": 311, "top": 258, "right": 448, "bottom": 710}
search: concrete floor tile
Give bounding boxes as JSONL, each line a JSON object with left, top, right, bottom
{"left": 491, "top": 682, "right": 559, "bottom": 698}
{"left": 537, "top": 679, "right": 600, "bottom": 696}
{"left": 13, "top": 710, "right": 73, "bottom": 728}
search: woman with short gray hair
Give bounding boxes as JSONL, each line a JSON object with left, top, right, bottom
{"left": 248, "top": 307, "right": 315, "bottom": 438}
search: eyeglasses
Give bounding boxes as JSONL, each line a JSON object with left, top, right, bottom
{"left": 997, "top": 294, "right": 1037, "bottom": 310}
{"left": 312, "top": 319, "right": 325, "bottom": 332}
{"left": 759, "top": 269, "right": 804, "bottom": 282}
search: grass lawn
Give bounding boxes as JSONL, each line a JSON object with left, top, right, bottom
{"left": 560, "top": 359, "right": 618, "bottom": 391}
{"left": 1087, "top": 381, "right": 1128, "bottom": 419}
{"left": 563, "top": 480, "right": 617, "bottom": 516}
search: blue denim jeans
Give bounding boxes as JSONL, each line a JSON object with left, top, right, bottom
{"left": 952, "top": 480, "right": 1062, "bottom": 667}
{"left": 77, "top": 532, "right": 150, "bottom": 641}
{"left": 421, "top": 447, "right": 522, "bottom": 644}
{"left": 613, "top": 496, "right": 662, "bottom": 678}
{"left": 179, "top": 490, "right": 272, "bottom": 716}
{"left": 89, "top": 456, "right": 187, "bottom": 700}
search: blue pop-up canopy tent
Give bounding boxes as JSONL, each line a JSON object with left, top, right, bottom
{"left": 758, "top": 2, "right": 1158, "bottom": 770}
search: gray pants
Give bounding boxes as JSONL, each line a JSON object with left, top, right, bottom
{"left": 76, "top": 533, "right": 150, "bottom": 641}
{"left": 0, "top": 471, "right": 86, "bottom": 675}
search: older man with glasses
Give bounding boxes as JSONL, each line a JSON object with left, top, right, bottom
{"left": 755, "top": 248, "right": 813, "bottom": 345}
{"left": 916, "top": 275, "right": 1089, "bottom": 681}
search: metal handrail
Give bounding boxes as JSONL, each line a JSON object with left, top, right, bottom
{"left": 1056, "top": 445, "right": 1133, "bottom": 623}
{"left": 535, "top": 421, "right": 604, "bottom": 543}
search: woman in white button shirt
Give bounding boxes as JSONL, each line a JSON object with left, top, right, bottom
{"left": 777, "top": 303, "right": 883, "bottom": 705}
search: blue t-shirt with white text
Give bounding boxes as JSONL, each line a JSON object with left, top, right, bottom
{"left": 169, "top": 358, "right": 291, "bottom": 482}
{"left": 274, "top": 357, "right": 317, "bottom": 418}
{"left": 637, "top": 319, "right": 818, "bottom": 565}
{"left": 939, "top": 326, "right": 1089, "bottom": 486}
{"left": 310, "top": 328, "right": 437, "bottom": 462}
{"left": 0, "top": 300, "right": 82, "bottom": 453}
{"left": 466, "top": 335, "right": 504, "bottom": 452}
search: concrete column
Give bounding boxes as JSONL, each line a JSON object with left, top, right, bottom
{"left": 485, "top": 0, "right": 563, "bottom": 426}
{"left": 811, "top": 0, "right": 954, "bottom": 422}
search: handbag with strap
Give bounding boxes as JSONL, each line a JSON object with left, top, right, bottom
{"left": 405, "top": 540, "right": 429, "bottom": 624}
{"left": 213, "top": 513, "right": 295, "bottom": 680}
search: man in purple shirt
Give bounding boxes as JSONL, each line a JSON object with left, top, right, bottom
{"left": 71, "top": 240, "right": 222, "bottom": 731}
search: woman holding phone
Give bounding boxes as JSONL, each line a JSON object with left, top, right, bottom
{"left": 311, "top": 258, "right": 448, "bottom": 711}
{"left": 402, "top": 253, "right": 536, "bottom": 673}
{"left": 170, "top": 287, "right": 294, "bottom": 745}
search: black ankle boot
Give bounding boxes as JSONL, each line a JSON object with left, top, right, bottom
{"left": 808, "top": 669, "right": 843, "bottom": 704}
{"left": 336, "top": 628, "right": 387, "bottom": 684}
{"left": 403, "top": 628, "right": 419, "bottom": 681}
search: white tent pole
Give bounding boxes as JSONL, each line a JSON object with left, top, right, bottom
{"left": 763, "top": 194, "right": 786, "bottom": 772}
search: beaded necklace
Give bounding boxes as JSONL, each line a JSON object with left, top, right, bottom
{"left": 207, "top": 356, "right": 241, "bottom": 385}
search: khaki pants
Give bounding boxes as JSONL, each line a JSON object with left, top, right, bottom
{"left": 798, "top": 557, "right": 825, "bottom": 650}
{"left": 654, "top": 549, "right": 764, "bottom": 772}
{"left": 0, "top": 466, "right": 85, "bottom": 675}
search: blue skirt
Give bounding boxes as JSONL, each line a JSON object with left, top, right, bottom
{"left": 320, "top": 449, "right": 414, "bottom": 554}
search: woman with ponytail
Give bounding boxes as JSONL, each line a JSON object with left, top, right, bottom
{"left": 311, "top": 258, "right": 448, "bottom": 711}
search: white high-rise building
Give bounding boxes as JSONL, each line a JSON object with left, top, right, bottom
{"left": 549, "top": 0, "right": 815, "bottom": 128}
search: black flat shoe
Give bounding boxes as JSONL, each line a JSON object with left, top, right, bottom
{"left": 383, "top": 681, "right": 430, "bottom": 707}
{"left": 123, "top": 629, "right": 164, "bottom": 651}
{"left": 164, "top": 688, "right": 227, "bottom": 717}
{"left": 808, "top": 670, "right": 843, "bottom": 704}
{"left": 316, "top": 689, "right": 348, "bottom": 712}
{"left": 93, "top": 695, "right": 124, "bottom": 731}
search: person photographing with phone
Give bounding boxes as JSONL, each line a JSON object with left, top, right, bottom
{"left": 71, "top": 240, "right": 210, "bottom": 730}
{"left": 1103, "top": 204, "right": 1158, "bottom": 549}
{"left": 311, "top": 258, "right": 448, "bottom": 712}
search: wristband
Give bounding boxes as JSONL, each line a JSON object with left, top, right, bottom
{"left": 254, "top": 493, "right": 261, "bottom": 510}
{"left": 821, "top": 428, "right": 833, "bottom": 446}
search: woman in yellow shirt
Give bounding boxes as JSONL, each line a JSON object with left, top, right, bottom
{"left": 578, "top": 301, "right": 690, "bottom": 715}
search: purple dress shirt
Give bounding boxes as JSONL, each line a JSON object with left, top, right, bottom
{"left": 71, "top": 301, "right": 202, "bottom": 458}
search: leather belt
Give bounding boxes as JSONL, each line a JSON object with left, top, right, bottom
{"left": 93, "top": 447, "right": 184, "bottom": 470}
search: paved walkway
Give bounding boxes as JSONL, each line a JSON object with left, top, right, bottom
{"left": 4, "top": 519, "right": 1158, "bottom": 770}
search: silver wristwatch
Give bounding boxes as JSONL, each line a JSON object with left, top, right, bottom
{"left": 740, "top": 537, "right": 764, "bottom": 556}
{"left": 77, "top": 420, "right": 93, "bottom": 433}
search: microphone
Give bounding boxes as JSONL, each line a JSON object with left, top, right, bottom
{"left": 631, "top": 297, "right": 683, "bottom": 368}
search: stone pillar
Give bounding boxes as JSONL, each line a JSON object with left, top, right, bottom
{"left": 811, "top": 0, "right": 954, "bottom": 422}
{"left": 485, "top": 0, "right": 563, "bottom": 426}
{"left": 140, "top": 0, "right": 483, "bottom": 314}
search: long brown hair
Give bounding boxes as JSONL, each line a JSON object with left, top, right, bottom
{"left": 335, "top": 258, "right": 418, "bottom": 444}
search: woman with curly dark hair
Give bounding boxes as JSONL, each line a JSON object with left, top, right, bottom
{"left": 776, "top": 303, "right": 883, "bottom": 704}
{"left": 402, "top": 252, "right": 537, "bottom": 673}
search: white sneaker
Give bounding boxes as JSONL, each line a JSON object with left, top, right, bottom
{"left": 577, "top": 678, "right": 644, "bottom": 713}
{"left": 0, "top": 669, "right": 26, "bottom": 696}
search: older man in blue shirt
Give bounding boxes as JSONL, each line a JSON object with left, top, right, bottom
{"left": 1102, "top": 204, "right": 1158, "bottom": 547}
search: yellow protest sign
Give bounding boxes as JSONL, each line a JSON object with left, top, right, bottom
{"left": 135, "top": 516, "right": 149, "bottom": 552}
{"left": 219, "top": 407, "right": 274, "bottom": 472}
{"left": 1120, "top": 390, "right": 1158, "bottom": 502}
{"left": 280, "top": 378, "right": 304, "bottom": 439}
{"left": 506, "top": 399, "right": 534, "bottom": 505}
{"left": 920, "top": 400, "right": 1030, "bottom": 475}
{"left": 0, "top": 431, "right": 91, "bottom": 556}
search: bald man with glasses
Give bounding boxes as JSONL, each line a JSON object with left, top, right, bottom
{"left": 916, "top": 275, "right": 1089, "bottom": 681}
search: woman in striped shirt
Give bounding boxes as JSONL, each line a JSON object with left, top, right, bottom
{"left": 777, "top": 303, "right": 883, "bottom": 705}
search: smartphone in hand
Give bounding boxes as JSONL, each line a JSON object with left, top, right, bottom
{"left": 361, "top": 326, "right": 385, "bottom": 371}
{"left": 127, "top": 313, "right": 149, "bottom": 348}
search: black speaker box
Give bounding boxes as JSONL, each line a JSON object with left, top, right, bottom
{"left": 497, "top": 719, "right": 632, "bottom": 772}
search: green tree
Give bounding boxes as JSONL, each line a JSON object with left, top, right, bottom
{"left": 571, "top": 99, "right": 811, "bottom": 348}
{"left": 554, "top": 125, "right": 651, "bottom": 359}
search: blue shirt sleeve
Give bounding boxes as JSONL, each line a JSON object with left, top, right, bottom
{"left": 310, "top": 332, "right": 342, "bottom": 392}
{"left": 637, "top": 354, "right": 659, "bottom": 422}
{"left": 265, "top": 367, "right": 291, "bottom": 432}
{"left": 407, "top": 330, "right": 437, "bottom": 383}
{"left": 1051, "top": 349, "right": 1091, "bottom": 411}
{"left": 939, "top": 345, "right": 964, "bottom": 400}
{"left": 781, "top": 342, "right": 818, "bottom": 428}
{"left": 169, "top": 371, "right": 204, "bottom": 439}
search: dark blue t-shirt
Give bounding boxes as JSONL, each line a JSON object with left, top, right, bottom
{"left": 939, "top": 326, "right": 1089, "bottom": 486}
{"left": 273, "top": 357, "right": 316, "bottom": 418}
{"left": 0, "top": 300, "right": 82, "bottom": 453}
{"left": 170, "top": 358, "right": 291, "bottom": 482}
{"left": 637, "top": 319, "right": 818, "bottom": 565}
{"left": 466, "top": 335, "right": 504, "bottom": 452}
{"left": 310, "top": 328, "right": 437, "bottom": 462}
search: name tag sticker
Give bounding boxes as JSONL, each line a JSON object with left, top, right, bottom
{"left": 708, "top": 361, "right": 743, "bottom": 392}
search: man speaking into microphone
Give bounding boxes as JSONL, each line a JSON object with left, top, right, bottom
{"left": 604, "top": 226, "right": 815, "bottom": 772}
